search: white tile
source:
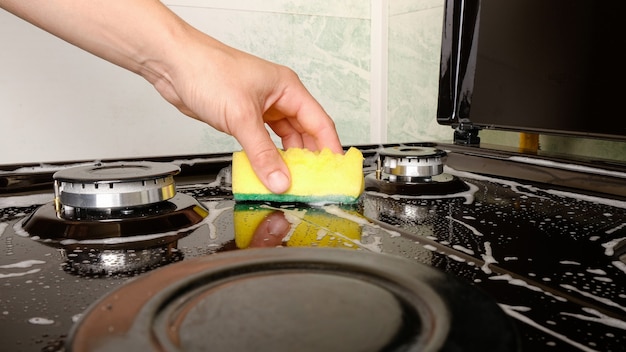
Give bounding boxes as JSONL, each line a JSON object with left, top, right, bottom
{"left": 164, "top": 0, "right": 370, "bottom": 18}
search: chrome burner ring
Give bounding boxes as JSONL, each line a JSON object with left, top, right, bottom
{"left": 366, "top": 146, "right": 468, "bottom": 196}
{"left": 53, "top": 162, "right": 180, "bottom": 211}
{"left": 379, "top": 146, "right": 447, "bottom": 180}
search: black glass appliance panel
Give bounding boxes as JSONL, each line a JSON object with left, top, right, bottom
{"left": 437, "top": 0, "right": 626, "bottom": 140}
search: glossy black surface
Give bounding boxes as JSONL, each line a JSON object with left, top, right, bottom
{"left": 21, "top": 193, "right": 208, "bottom": 246}
{"left": 437, "top": 0, "right": 626, "bottom": 140}
{"left": 1, "top": 144, "right": 625, "bottom": 351}
{"left": 68, "top": 248, "right": 519, "bottom": 352}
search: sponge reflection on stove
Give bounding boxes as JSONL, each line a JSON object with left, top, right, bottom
{"left": 233, "top": 204, "right": 362, "bottom": 249}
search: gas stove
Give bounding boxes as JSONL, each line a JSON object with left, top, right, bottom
{"left": 3, "top": 1, "right": 626, "bottom": 350}
{"left": 1, "top": 143, "right": 625, "bottom": 351}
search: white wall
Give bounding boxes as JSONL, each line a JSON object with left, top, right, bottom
{"left": 0, "top": 1, "right": 449, "bottom": 165}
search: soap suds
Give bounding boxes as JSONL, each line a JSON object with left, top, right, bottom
{"left": 561, "top": 284, "right": 626, "bottom": 313}
{"left": 0, "top": 222, "right": 8, "bottom": 237}
{"left": 481, "top": 242, "right": 498, "bottom": 274}
{"left": 561, "top": 307, "right": 626, "bottom": 330}
{"left": 0, "top": 194, "right": 53, "bottom": 209}
{"left": 28, "top": 317, "right": 55, "bottom": 325}
{"left": 0, "top": 259, "right": 46, "bottom": 269}
{"left": 0, "top": 268, "right": 41, "bottom": 279}
{"left": 500, "top": 304, "right": 599, "bottom": 352}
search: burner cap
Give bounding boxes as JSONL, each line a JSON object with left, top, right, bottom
{"left": 366, "top": 146, "right": 469, "bottom": 196}
{"left": 68, "top": 248, "right": 520, "bottom": 351}
{"left": 53, "top": 162, "right": 180, "bottom": 209}
{"left": 379, "top": 146, "right": 447, "bottom": 180}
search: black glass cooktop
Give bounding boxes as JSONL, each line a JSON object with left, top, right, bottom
{"left": 1, "top": 143, "right": 625, "bottom": 351}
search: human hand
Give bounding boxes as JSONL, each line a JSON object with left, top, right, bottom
{"left": 0, "top": 0, "right": 342, "bottom": 194}
{"left": 145, "top": 30, "right": 343, "bottom": 194}
{"left": 248, "top": 211, "right": 291, "bottom": 248}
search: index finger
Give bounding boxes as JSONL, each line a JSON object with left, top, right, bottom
{"left": 270, "top": 85, "right": 343, "bottom": 154}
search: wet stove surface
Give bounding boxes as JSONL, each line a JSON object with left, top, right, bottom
{"left": 1, "top": 147, "right": 625, "bottom": 351}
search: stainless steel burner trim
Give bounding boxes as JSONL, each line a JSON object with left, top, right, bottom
{"left": 378, "top": 146, "right": 447, "bottom": 179}
{"left": 383, "top": 162, "right": 445, "bottom": 178}
{"left": 55, "top": 177, "right": 176, "bottom": 209}
{"left": 53, "top": 162, "right": 180, "bottom": 209}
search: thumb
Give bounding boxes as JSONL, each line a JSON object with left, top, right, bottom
{"left": 237, "top": 133, "right": 291, "bottom": 194}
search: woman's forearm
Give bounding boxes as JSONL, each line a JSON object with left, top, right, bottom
{"left": 0, "top": 0, "right": 204, "bottom": 84}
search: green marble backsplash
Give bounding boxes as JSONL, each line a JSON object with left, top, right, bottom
{"left": 166, "top": 0, "right": 453, "bottom": 149}
{"left": 174, "top": 0, "right": 625, "bottom": 162}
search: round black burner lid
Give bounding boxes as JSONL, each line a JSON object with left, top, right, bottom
{"left": 53, "top": 162, "right": 180, "bottom": 209}
{"left": 68, "top": 248, "right": 520, "bottom": 352}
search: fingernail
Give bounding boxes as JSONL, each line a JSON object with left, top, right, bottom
{"left": 267, "top": 215, "right": 290, "bottom": 236}
{"left": 267, "top": 171, "right": 289, "bottom": 194}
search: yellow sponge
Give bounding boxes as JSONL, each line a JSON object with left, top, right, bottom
{"left": 232, "top": 147, "right": 364, "bottom": 204}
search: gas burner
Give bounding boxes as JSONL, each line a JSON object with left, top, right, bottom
{"left": 68, "top": 248, "right": 519, "bottom": 351}
{"left": 378, "top": 146, "right": 447, "bottom": 181}
{"left": 62, "top": 244, "right": 184, "bottom": 277}
{"left": 53, "top": 162, "right": 179, "bottom": 217}
{"left": 20, "top": 162, "right": 209, "bottom": 249}
{"left": 365, "top": 146, "right": 469, "bottom": 196}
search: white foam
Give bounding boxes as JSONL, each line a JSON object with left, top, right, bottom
{"left": 314, "top": 207, "right": 384, "bottom": 252}
{"left": 0, "top": 259, "right": 45, "bottom": 269}
{"left": 586, "top": 268, "right": 607, "bottom": 275}
{"left": 0, "top": 259, "right": 46, "bottom": 279}
{"left": 606, "top": 223, "right": 626, "bottom": 235}
{"left": 0, "top": 194, "right": 53, "bottom": 209}
{"left": 490, "top": 273, "right": 544, "bottom": 292}
{"left": 323, "top": 205, "right": 370, "bottom": 226}
{"left": 28, "top": 317, "right": 55, "bottom": 325}
{"left": 0, "top": 161, "right": 99, "bottom": 175}
{"left": 560, "top": 260, "right": 581, "bottom": 266}
{"left": 452, "top": 244, "right": 475, "bottom": 255}
{"left": 423, "top": 244, "right": 437, "bottom": 251}
{"left": 500, "top": 304, "right": 600, "bottom": 352}
{"left": 445, "top": 167, "right": 550, "bottom": 200}
{"left": 545, "top": 189, "right": 626, "bottom": 210}
{"left": 446, "top": 166, "right": 626, "bottom": 209}
{"left": 316, "top": 229, "right": 328, "bottom": 241}
{"left": 481, "top": 242, "right": 498, "bottom": 274}
{"left": 0, "top": 157, "right": 233, "bottom": 175}
{"left": 258, "top": 204, "right": 387, "bottom": 252}
{"left": 262, "top": 206, "right": 304, "bottom": 244}
{"left": 447, "top": 216, "right": 484, "bottom": 237}
{"left": 508, "top": 156, "right": 626, "bottom": 179}
{"left": 601, "top": 237, "right": 625, "bottom": 256}
{"left": 0, "top": 268, "right": 41, "bottom": 279}
{"left": 168, "top": 156, "right": 233, "bottom": 167}
{"left": 0, "top": 222, "right": 8, "bottom": 237}
{"left": 593, "top": 277, "right": 613, "bottom": 283}
{"left": 201, "top": 201, "right": 232, "bottom": 240}
{"left": 612, "top": 261, "right": 626, "bottom": 274}
{"left": 561, "top": 284, "right": 626, "bottom": 313}
{"left": 448, "top": 254, "right": 465, "bottom": 262}
{"left": 561, "top": 307, "right": 626, "bottom": 330}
